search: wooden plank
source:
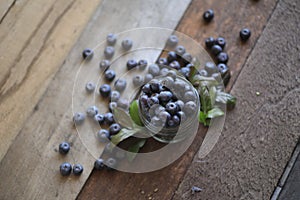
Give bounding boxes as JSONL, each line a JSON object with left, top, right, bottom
{"left": 0, "top": 0, "right": 191, "bottom": 199}
{"left": 78, "top": 0, "right": 279, "bottom": 199}
{"left": 174, "top": 0, "right": 300, "bottom": 199}
{"left": 0, "top": 0, "right": 102, "bottom": 162}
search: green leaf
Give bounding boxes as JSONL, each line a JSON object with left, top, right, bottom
{"left": 207, "top": 107, "right": 224, "bottom": 118}
{"left": 113, "top": 107, "right": 134, "bottom": 129}
{"left": 129, "top": 100, "right": 143, "bottom": 126}
{"left": 215, "top": 91, "right": 237, "bottom": 106}
{"left": 126, "top": 139, "right": 146, "bottom": 162}
{"left": 111, "top": 128, "right": 138, "bottom": 145}
{"left": 209, "top": 86, "right": 217, "bottom": 106}
{"left": 198, "top": 111, "right": 207, "bottom": 124}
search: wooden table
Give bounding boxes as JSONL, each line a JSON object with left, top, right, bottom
{"left": 1, "top": 0, "right": 299, "bottom": 199}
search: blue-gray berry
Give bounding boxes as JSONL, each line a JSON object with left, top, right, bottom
{"left": 182, "top": 52, "right": 193, "bottom": 63}
{"left": 183, "top": 101, "right": 197, "bottom": 115}
{"left": 99, "top": 84, "right": 111, "bottom": 97}
{"left": 104, "top": 69, "right": 116, "bottom": 82}
{"left": 99, "top": 60, "right": 111, "bottom": 71}
{"left": 73, "top": 164, "right": 83, "bottom": 175}
{"left": 94, "top": 113, "right": 105, "bottom": 124}
{"left": 82, "top": 48, "right": 93, "bottom": 60}
{"left": 114, "top": 79, "right": 127, "bottom": 92}
{"left": 85, "top": 82, "right": 95, "bottom": 93}
{"left": 148, "top": 64, "right": 160, "bottom": 77}
{"left": 175, "top": 45, "right": 186, "bottom": 56}
{"left": 117, "top": 98, "right": 129, "bottom": 110}
{"left": 159, "top": 68, "right": 169, "bottom": 76}
{"left": 110, "top": 90, "right": 120, "bottom": 102}
{"left": 60, "top": 162, "right": 72, "bottom": 176}
{"left": 97, "top": 129, "right": 110, "bottom": 143}
{"left": 106, "top": 33, "right": 117, "bottom": 45}
{"left": 138, "top": 59, "right": 148, "bottom": 70}
{"left": 109, "top": 102, "right": 117, "bottom": 112}
{"left": 59, "top": 142, "right": 70, "bottom": 155}
{"left": 73, "top": 112, "right": 85, "bottom": 125}
{"left": 104, "top": 46, "right": 115, "bottom": 59}
{"left": 86, "top": 106, "right": 99, "bottom": 117}
{"left": 205, "top": 62, "right": 218, "bottom": 75}
{"left": 109, "top": 123, "right": 121, "bottom": 135}
{"left": 132, "top": 75, "right": 144, "bottom": 87}
{"left": 94, "top": 158, "right": 105, "bottom": 170}
{"left": 167, "top": 35, "right": 179, "bottom": 47}
{"left": 121, "top": 38, "right": 133, "bottom": 50}
{"left": 144, "top": 73, "right": 154, "bottom": 83}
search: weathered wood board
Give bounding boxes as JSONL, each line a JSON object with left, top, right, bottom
{"left": 0, "top": 0, "right": 191, "bottom": 199}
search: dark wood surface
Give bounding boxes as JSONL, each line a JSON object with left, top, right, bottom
{"left": 77, "top": 0, "right": 278, "bottom": 199}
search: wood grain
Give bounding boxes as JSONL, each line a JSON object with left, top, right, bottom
{"left": 78, "top": 0, "right": 279, "bottom": 199}
{"left": 0, "top": 0, "right": 191, "bottom": 199}
{"left": 0, "top": 0, "right": 102, "bottom": 162}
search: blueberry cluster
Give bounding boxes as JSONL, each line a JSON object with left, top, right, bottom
{"left": 139, "top": 78, "right": 197, "bottom": 129}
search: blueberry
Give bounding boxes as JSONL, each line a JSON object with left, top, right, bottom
{"left": 105, "top": 157, "right": 117, "bottom": 169}
{"left": 172, "top": 114, "right": 180, "bottom": 126}
{"left": 211, "top": 45, "right": 223, "bottom": 55}
{"left": 167, "top": 35, "right": 179, "bottom": 47}
{"left": 59, "top": 142, "right": 70, "bottom": 155}
{"left": 114, "top": 79, "right": 127, "bottom": 92}
{"left": 150, "top": 81, "right": 160, "bottom": 93}
{"left": 151, "top": 116, "right": 164, "bottom": 127}
{"left": 204, "top": 62, "right": 218, "bottom": 75}
{"left": 216, "top": 52, "right": 229, "bottom": 64}
{"left": 104, "top": 112, "right": 115, "bottom": 125}
{"left": 132, "top": 75, "right": 144, "bottom": 87}
{"left": 147, "top": 96, "right": 160, "bottom": 107}
{"left": 144, "top": 73, "right": 154, "bottom": 84}
{"left": 205, "top": 37, "right": 216, "bottom": 49}
{"left": 94, "top": 158, "right": 105, "bottom": 170}
{"left": 104, "top": 46, "right": 115, "bottom": 59}
{"left": 182, "top": 52, "right": 193, "bottom": 64}
{"left": 183, "top": 101, "right": 197, "bottom": 115}
{"left": 86, "top": 106, "right": 99, "bottom": 117}
{"left": 167, "top": 51, "right": 177, "bottom": 63}
{"left": 139, "top": 94, "right": 149, "bottom": 107}
{"left": 85, "top": 82, "right": 95, "bottom": 93}
{"left": 158, "top": 91, "right": 173, "bottom": 102}
{"left": 169, "top": 60, "right": 181, "bottom": 70}
{"left": 142, "top": 83, "right": 152, "bottom": 95}
{"left": 184, "top": 91, "right": 196, "bottom": 102}
{"left": 73, "top": 112, "right": 85, "bottom": 125}
{"left": 198, "top": 69, "right": 208, "bottom": 77}
{"left": 158, "top": 111, "right": 171, "bottom": 123}
{"left": 109, "top": 123, "right": 121, "bottom": 135}
{"left": 157, "top": 57, "right": 168, "bottom": 67}
{"left": 117, "top": 98, "right": 130, "bottom": 110}
{"left": 174, "top": 80, "right": 186, "bottom": 92}
{"left": 106, "top": 33, "right": 117, "bottom": 45}
{"left": 108, "top": 102, "right": 117, "bottom": 112}
{"left": 217, "top": 63, "right": 230, "bottom": 78}
{"left": 240, "top": 28, "right": 251, "bottom": 41}
{"left": 177, "top": 111, "right": 187, "bottom": 122}
{"left": 216, "top": 37, "right": 226, "bottom": 49}
{"left": 179, "top": 67, "right": 190, "bottom": 78}
{"left": 97, "top": 129, "right": 110, "bottom": 142}
{"left": 203, "top": 9, "right": 214, "bottom": 22}
{"left": 175, "top": 45, "right": 186, "bottom": 56}
{"left": 127, "top": 59, "right": 138, "bottom": 70}
{"left": 148, "top": 64, "right": 160, "bottom": 77}
{"left": 166, "top": 102, "right": 179, "bottom": 115}
{"left": 138, "top": 59, "right": 148, "bottom": 70}
{"left": 104, "top": 69, "right": 116, "bottom": 82}
{"left": 166, "top": 70, "right": 177, "bottom": 80}
{"left": 73, "top": 164, "right": 83, "bottom": 176}
{"left": 99, "top": 60, "right": 111, "bottom": 71}
{"left": 159, "top": 68, "right": 169, "bottom": 76}
{"left": 99, "top": 84, "right": 111, "bottom": 97}
{"left": 122, "top": 38, "right": 133, "bottom": 50}
{"left": 167, "top": 119, "right": 176, "bottom": 127}
{"left": 94, "top": 114, "right": 105, "bottom": 125}
{"left": 110, "top": 90, "right": 121, "bottom": 102}
{"left": 82, "top": 48, "right": 93, "bottom": 60}
{"left": 175, "top": 100, "right": 185, "bottom": 110}
{"left": 60, "top": 162, "right": 72, "bottom": 176}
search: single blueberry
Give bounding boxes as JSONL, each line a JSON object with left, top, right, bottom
{"left": 104, "top": 69, "right": 116, "bottom": 82}
{"left": 127, "top": 59, "right": 138, "bottom": 70}
{"left": 122, "top": 38, "right": 133, "bottom": 50}
{"left": 86, "top": 106, "right": 99, "bottom": 117}
{"left": 216, "top": 52, "right": 229, "bottom": 64}
{"left": 165, "top": 102, "right": 179, "bottom": 115}
{"left": 114, "top": 79, "right": 127, "bottom": 92}
{"left": 73, "top": 112, "right": 85, "bottom": 125}
{"left": 104, "top": 46, "right": 115, "bottom": 59}
{"left": 203, "top": 9, "right": 214, "bottom": 22}
{"left": 60, "top": 162, "right": 72, "bottom": 176}
{"left": 104, "top": 112, "right": 114, "bottom": 125}
{"left": 216, "top": 37, "right": 226, "bottom": 49}
{"left": 138, "top": 59, "right": 148, "bottom": 70}
{"left": 59, "top": 142, "right": 70, "bottom": 155}
{"left": 110, "top": 90, "right": 121, "bottom": 102}
{"left": 85, "top": 82, "right": 96, "bottom": 93}
{"left": 167, "top": 35, "right": 179, "bottom": 47}
{"left": 205, "top": 37, "right": 215, "bottom": 49}
{"left": 109, "top": 123, "right": 121, "bottom": 135}
{"left": 211, "top": 44, "right": 223, "bottom": 56}
{"left": 99, "top": 84, "right": 111, "bottom": 98}
{"left": 132, "top": 75, "right": 144, "bottom": 87}
{"left": 175, "top": 45, "right": 186, "bottom": 56}
{"left": 73, "top": 164, "right": 83, "bottom": 176}
{"left": 94, "top": 158, "right": 105, "bottom": 170}
{"left": 94, "top": 114, "right": 105, "bottom": 125}
{"left": 240, "top": 28, "right": 251, "bottom": 41}
{"left": 169, "top": 60, "right": 181, "bottom": 70}
{"left": 97, "top": 129, "right": 110, "bottom": 142}
{"left": 82, "top": 48, "right": 93, "bottom": 60}
{"left": 106, "top": 33, "right": 117, "bottom": 46}
{"left": 99, "top": 60, "right": 111, "bottom": 71}
{"left": 167, "top": 51, "right": 177, "bottom": 63}
{"left": 148, "top": 64, "right": 160, "bottom": 77}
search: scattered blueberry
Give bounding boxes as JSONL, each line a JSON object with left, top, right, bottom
{"left": 94, "top": 113, "right": 105, "bottom": 125}
{"left": 138, "top": 59, "right": 148, "bottom": 70}
{"left": 167, "top": 35, "right": 179, "bottom": 47}
{"left": 148, "top": 64, "right": 160, "bottom": 77}
{"left": 198, "top": 69, "right": 208, "bottom": 77}
{"left": 94, "top": 158, "right": 105, "bottom": 170}
{"left": 216, "top": 52, "right": 229, "bottom": 64}
{"left": 216, "top": 37, "right": 226, "bottom": 49}
{"left": 59, "top": 142, "right": 70, "bottom": 155}
{"left": 211, "top": 44, "right": 223, "bottom": 55}
{"left": 203, "top": 9, "right": 214, "bottom": 23}
{"left": 204, "top": 62, "right": 218, "bottom": 75}
{"left": 182, "top": 52, "right": 193, "bottom": 64}
{"left": 99, "top": 84, "right": 111, "bottom": 97}
{"left": 127, "top": 59, "right": 138, "bottom": 70}
{"left": 167, "top": 51, "right": 177, "bottom": 63}
{"left": 157, "top": 57, "right": 168, "bottom": 67}
{"left": 106, "top": 33, "right": 117, "bottom": 46}
{"left": 108, "top": 102, "right": 117, "bottom": 112}
{"left": 82, "top": 48, "right": 93, "bottom": 60}
{"left": 104, "top": 112, "right": 114, "bottom": 125}
{"left": 109, "top": 123, "right": 121, "bottom": 135}
{"left": 99, "top": 60, "right": 110, "bottom": 71}
{"left": 175, "top": 45, "right": 186, "bottom": 56}
{"left": 169, "top": 60, "right": 181, "bottom": 70}
{"left": 114, "top": 79, "right": 127, "bottom": 92}
{"left": 132, "top": 75, "right": 144, "bottom": 87}
{"left": 97, "top": 129, "right": 110, "bottom": 142}
{"left": 122, "top": 38, "right": 133, "bottom": 50}
{"left": 110, "top": 90, "right": 121, "bottom": 102}
{"left": 159, "top": 68, "right": 169, "bottom": 76}
{"left": 104, "top": 46, "right": 115, "bottom": 59}
{"left": 73, "top": 164, "right": 83, "bottom": 176}
{"left": 85, "top": 82, "right": 95, "bottom": 93}
{"left": 165, "top": 102, "right": 179, "bottom": 115}
{"left": 217, "top": 63, "right": 230, "bottom": 78}
{"left": 86, "top": 106, "right": 99, "bottom": 117}
{"left": 205, "top": 37, "right": 215, "bottom": 49}
{"left": 60, "top": 162, "right": 72, "bottom": 176}
{"left": 104, "top": 69, "right": 116, "bottom": 82}
{"left": 117, "top": 98, "right": 130, "bottom": 110}
{"left": 183, "top": 101, "right": 197, "bottom": 115}
{"left": 73, "top": 112, "right": 85, "bottom": 125}
{"left": 240, "top": 28, "right": 251, "bottom": 41}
